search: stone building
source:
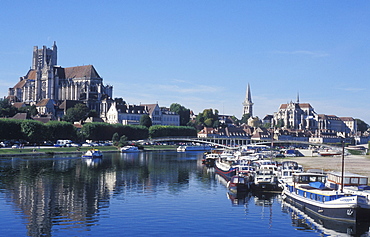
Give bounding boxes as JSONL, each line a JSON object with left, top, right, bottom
{"left": 273, "top": 97, "right": 357, "bottom": 135}
{"left": 273, "top": 98, "right": 318, "bottom": 130}
{"left": 8, "top": 42, "right": 113, "bottom": 117}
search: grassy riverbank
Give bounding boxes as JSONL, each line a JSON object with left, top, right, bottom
{"left": 0, "top": 146, "right": 120, "bottom": 156}
{"left": 0, "top": 144, "right": 178, "bottom": 157}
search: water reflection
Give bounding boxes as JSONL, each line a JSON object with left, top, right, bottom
{"left": 216, "top": 165, "right": 370, "bottom": 237}
{"left": 0, "top": 151, "right": 206, "bottom": 236}
{"left": 2, "top": 151, "right": 370, "bottom": 237}
{"left": 282, "top": 200, "right": 370, "bottom": 236}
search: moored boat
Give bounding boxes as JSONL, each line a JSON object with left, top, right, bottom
{"left": 252, "top": 165, "right": 280, "bottom": 191}
{"left": 278, "top": 161, "right": 304, "bottom": 188}
{"left": 282, "top": 172, "right": 370, "bottom": 222}
{"left": 227, "top": 174, "right": 253, "bottom": 193}
{"left": 202, "top": 152, "right": 220, "bottom": 167}
{"left": 177, "top": 145, "right": 212, "bottom": 152}
{"left": 82, "top": 149, "right": 103, "bottom": 158}
{"left": 214, "top": 157, "right": 237, "bottom": 181}
{"left": 326, "top": 171, "right": 370, "bottom": 208}
{"left": 318, "top": 149, "right": 341, "bottom": 156}
{"left": 121, "top": 146, "right": 140, "bottom": 153}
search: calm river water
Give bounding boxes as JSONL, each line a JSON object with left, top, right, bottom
{"left": 0, "top": 151, "right": 369, "bottom": 237}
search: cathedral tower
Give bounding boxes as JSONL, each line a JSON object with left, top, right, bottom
{"left": 32, "top": 41, "right": 57, "bottom": 70}
{"left": 242, "top": 83, "right": 254, "bottom": 117}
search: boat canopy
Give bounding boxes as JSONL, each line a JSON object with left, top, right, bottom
{"left": 309, "top": 182, "right": 326, "bottom": 189}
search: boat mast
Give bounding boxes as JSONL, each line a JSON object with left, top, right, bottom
{"left": 340, "top": 139, "right": 345, "bottom": 193}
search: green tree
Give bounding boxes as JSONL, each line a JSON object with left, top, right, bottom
{"left": 81, "top": 122, "right": 113, "bottom": 141}
{"left": 0, "top": 99, "right": 17, "bottom": 117}
{"left": 0, "top": 119, "right": 23, "bottom": 140}
{"left": 196, "top": 109, "right": 220, "bottom": 128}
{"left": 140, "top": 114, "right": 152, "bottom": 128}
{"left": 240, "top": 113, "right": 251, "bottom": 124}
{"left": 204, "top": 118, "right": 213, "bottom": 127}
{"left": 63, "top": 103, "right": 90, "bottom": 123}
{"left": 18, "top": 105, "right": 38, "bottom": 118}
{"left": 112, "top": 132, "right": 119, "bottom": 144}
{"left": 149, "top": 125, "right": 196, "bottom": 138}
{"left": 87, "top": 109, "right": 98, "bottom": 118}
{"left": 21, "top": 120, "right": 46, "bottom": 143}
{"left": 45, "top": 121, "right": 77, "bottom": 141}
{"left": 119, "top": 135, "right": 128, "bottom": 146}
{"left": 170, "top": 103, "right": 190, "bottom": 126}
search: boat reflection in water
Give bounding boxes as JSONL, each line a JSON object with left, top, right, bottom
{"left": 227, "top": 190, "right": 252, "bottom": 206}
{"left": 282, "top": 200, "right": 370, "bottom": 236}
{"left": 82, "top": 157, "right": 103, "bottom": 167}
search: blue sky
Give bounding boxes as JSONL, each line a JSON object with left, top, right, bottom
{"left": 1, "top": 1, "right": 369, "bottom": 124}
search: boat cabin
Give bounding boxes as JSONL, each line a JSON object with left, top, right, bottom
{"left": 326, "top": 171, "right": 368, "bottom": 189}
{"left": 288, "top": 173, "right": 345, "bottom": 202}
{"left": 292, "top": 173, "right": 326, "bottom": 184}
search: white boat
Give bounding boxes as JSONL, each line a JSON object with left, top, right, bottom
{"left": 219, "top": 149, "right": 235, "bottom": 159}
{"left": 278, "top": 161, "right": 303, "bottom": 187}
{"left": 326, "top": 171, "right": 370, "bottom": 207}
{"left": 252, "top": 164, "right": 280, "bottom": 191}
{"left": 82, "top": 149, "right": 103, "bottom": 158}
{"left": 282, "top": 172, "right": 370, "bottom": 222}
{"left": 177, "top": 145, "right": 212, "bottom": 152}
{"left": 121, "top": 146, "right": 140, "bottom": 153}
{"left": 318, "top": 149, "right": 341, "bottom": 156}
{"left": 214, "top": 157, "right": 237, "bottom": 181}
{"left": 202, "top": 152, "right": 220, "bottom": 167}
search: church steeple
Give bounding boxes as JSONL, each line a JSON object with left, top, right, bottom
{"left": 297, "top": 91, "right": 300, "bottom": 103}
{"left": 242, "top": 83, "right": 254, "bottom": 117}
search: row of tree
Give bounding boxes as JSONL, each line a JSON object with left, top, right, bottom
{"left": 0, "top": 119, "right": 197, "bottom": 143}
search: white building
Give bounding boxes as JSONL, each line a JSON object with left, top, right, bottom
{"left": 105, "top": 102, "right": 180, "bottom": 126}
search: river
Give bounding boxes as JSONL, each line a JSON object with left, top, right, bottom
{"left": 0, "top": 151, "right": 369, "bottom": 236}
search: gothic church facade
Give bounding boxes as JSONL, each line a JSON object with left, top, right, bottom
{"left": 8, "top": 42, "right": 113, "bottom": 115}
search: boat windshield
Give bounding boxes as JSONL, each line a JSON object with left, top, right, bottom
{"left": 293, "top": 174, "right": 326, "bottom": 184}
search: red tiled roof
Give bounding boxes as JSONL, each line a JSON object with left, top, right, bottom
{"left": 340, "top": 117, "right": 354, "bottom": 121}
{"left": 279, "top": 103, "right": 312, "bottom": 110}
{"left": 12, "top": 102, "right": 26, "bottom": 109}
{"left": 25, "top": 70, "right": 36, "bottom": 80}
{"left": 13, "top": 79, "right": 28, "bottom": 89}
{"left": 36, "top": 99, "right": 54, "bottom": 107}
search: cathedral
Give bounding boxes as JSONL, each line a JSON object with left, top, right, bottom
{"left": 241, "top": 85, "right": 357, "bottom": 135}
{"left": 8, "top": 42, "right": 113, "bottom": 116}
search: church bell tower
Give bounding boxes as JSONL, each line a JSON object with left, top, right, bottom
{"left": 242, "top": 83, "right": 254, "bottom": 117}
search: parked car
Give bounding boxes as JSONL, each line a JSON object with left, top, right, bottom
{"left": 82, "top": 143, "right": 92, "bottom": 147}
{"left": 70, "top": 143, "right": 80, "bottom": 147}
{"left": 11, "top": 144, "right": 20, "bottom": 149}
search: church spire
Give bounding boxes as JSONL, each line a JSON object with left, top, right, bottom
{"left": 242, "top": 83, "right": 254, "bottom": 117}
{"left": 297, "top": 91, "right": 300, "bottom": 103}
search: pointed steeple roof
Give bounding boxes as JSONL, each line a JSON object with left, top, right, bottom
{"left": 245, "top": 83, "right": 252, "bottom": 103}
{"left": 297, "top": 91, "right": 300, "bottom": 103}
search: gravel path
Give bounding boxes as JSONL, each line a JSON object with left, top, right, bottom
{"left": 283, "top": 155, "right": 370, "bottom": 178}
